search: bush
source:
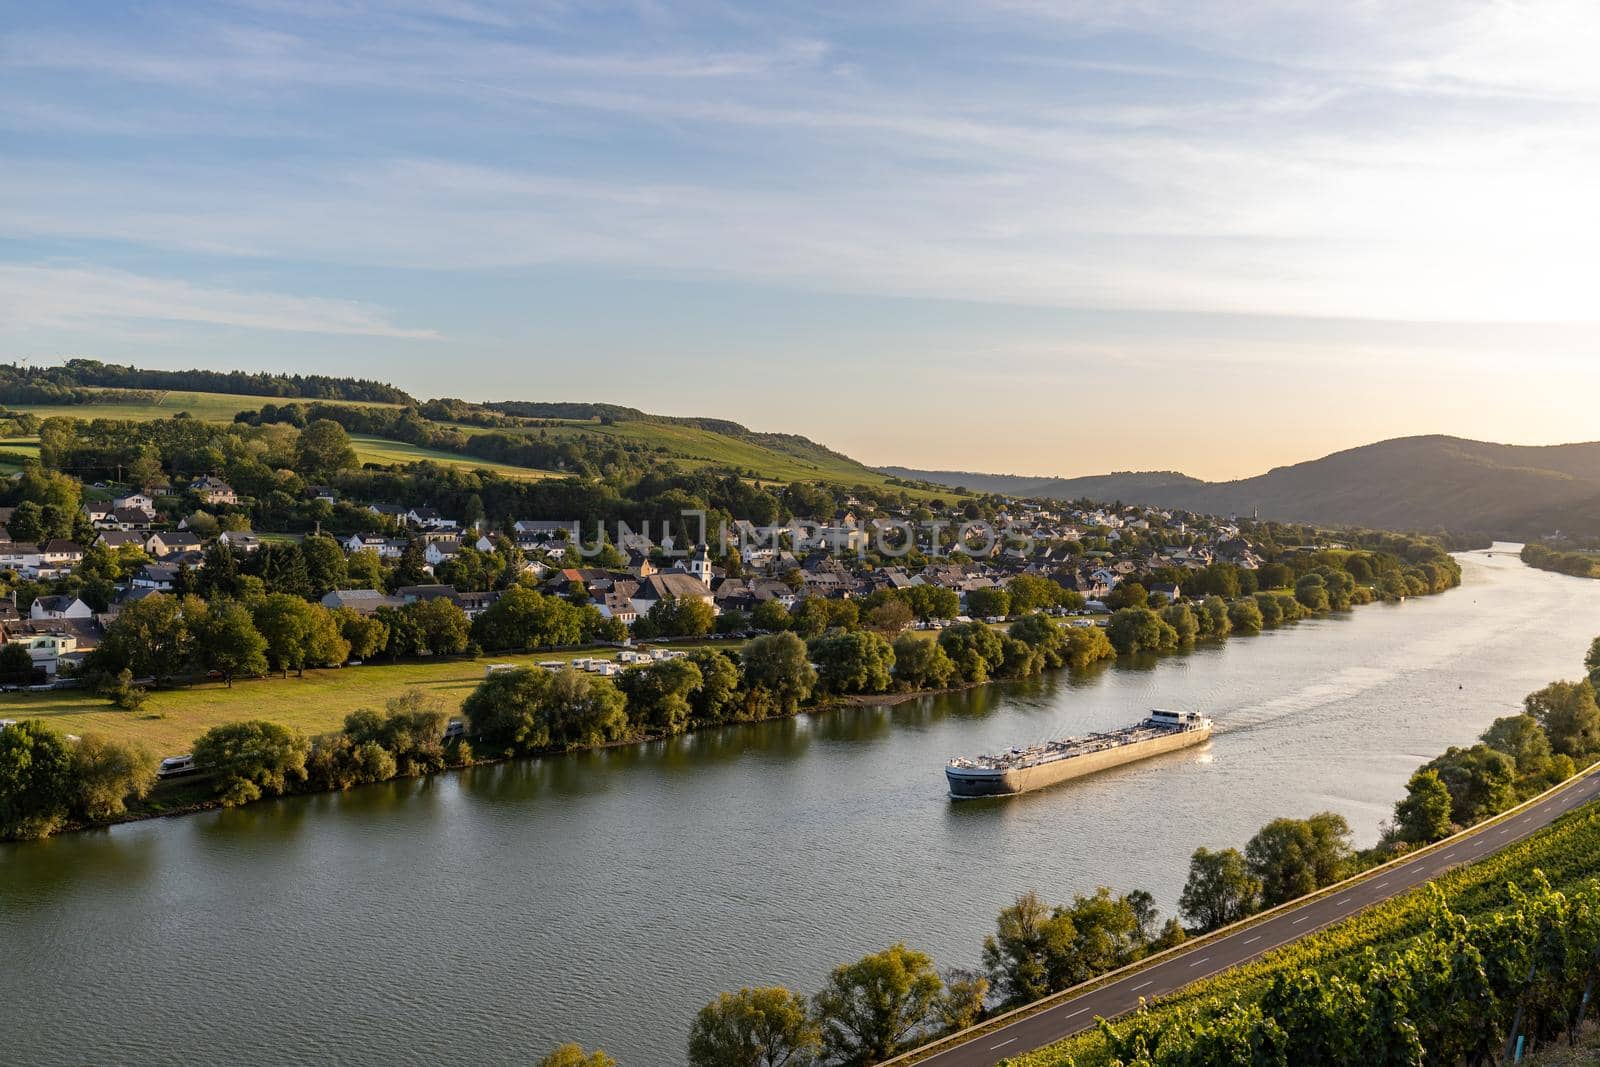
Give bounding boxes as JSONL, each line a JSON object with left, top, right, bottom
{"left": 193, "top": 720, "right": 310, "bottom": 807}
{"left": 69, "top": 733, "right": 158, "bottom": 820}
{"left": 0, "top": 719, "right": 73, "bottom": 839}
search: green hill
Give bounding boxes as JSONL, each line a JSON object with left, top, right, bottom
{"left": 6, "top": 382, "right": 947, "bottom": 496}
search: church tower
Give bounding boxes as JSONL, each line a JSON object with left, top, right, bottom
{"left": 688, "top": 543, "right": 713, "bottom": 587}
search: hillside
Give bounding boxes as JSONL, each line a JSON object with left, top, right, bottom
{"left": 888, "top": 435, "right": 1600, "bottom": 538}
{"left": 3, "top": 378, "right": 947, "bottom": 496}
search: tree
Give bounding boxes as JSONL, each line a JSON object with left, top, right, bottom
{"left": 1160, "top": 602, "right": 1199, "bottom": 645}
{"left": 1245, "top": 812, "right": 1351, "bottom": 907}
{"left": 1424, "top": 744, "right": 1517, "bottom": 824}
{"left": 982, "top": 890, "right": 1078, "bottom": 1007}
{"left": 685, "top": 649, "right": 742, "bottom": 724}
{"left": 1106, "top": 608, "right": 1178, "bottom": 655}
{"left": 472, "top": 586, "right": 588, "bottom": 651}
{"left": 937, "top": 622, "right": 1004, "bottom": 682}
{"left": 1587, "top": 637, "right": 1600, "bottom": 685}
{"left": 297, "top": 419, "right": 358, "bottom": 475}
{"left": 0, "top": 719, "right": 74, "bottom": 839}
{"left": 620, "top": 658, "right": 704, "bottom": 735}
{"left": 253, "top": 594, "right": 350, "bottom": 676}
{"left": 1179, "top": 847, "right": 1261, "bottom": 932}
{"left": 92, "top": 592, "right": 191, "bottom": 684}
{"left": 1227, "top": 598, "right": 1264, "bottom": 635}
{"left": 809, "top": 631, "right": 895, "bottom": 695}
{"left": 1294, "top": 573, "right": 1330, "bottom": 612}
{"left": 1393, "top": 768, "right": 1454, "bottom": 844}
{"left": 463, "top": 667, "right": 628, "bottom": 755}
{"left": 892, "top": 633, "right": 956, "bottom": 689}
{"left": 1063, "top": 626, "right": 1115, "bottom": 671}
{"left": 1104, "top": 582, "right": 1147, "bottom": 610}
{"left": 741, "top": 633, "right": 816, "bottom": 716}
{"left": 1009, "top": 614, "right": 1066, "bottom": 667}
{"left": 344, "top": 690, "right": 450, "bottom": 776}
{"left": 193, "top": 720, "right": 310, "bottom": 807}
{"left": 1006, "top": 574, "right": 1065, "bottom": 614}
{"left": 864, "top": 597, "right": 913, "bottom": 636}
{"left": 751, "top": 598, "right": 792, "bottom": 632}
{"left": 69, "top": 733, "right": 158, "bottom": 820}
{"left": 646, "top": 595, "right": 716, "bottom": 638}
{"left": 1480, "top": 714, "right": 1555, "bottom": 788}
{"left": 814, "top": 943, "right": 943, "bottom": 1065}
{"left": 301, "top": 534, "right": 349, "bottom": 597}
{"left": 335, "top": 607, "right": 390, "bottom": 660}
{"left": 193, "top": 600, "right": 268, "bottom": 686}
{"left": 966, "top": 587, "right": 1011, "bottom": 619}
{"left": 1523, "top": 680, "right": 1600, "bottom": 759}
{"left": 687, "top": 986, "right": 820, "bottom": 1067}
{"left": 0, "top": 642, "right": 36, "bottom": 685}
{"left": 933, "top": 968, "right": 988, "bottom": 1035}
{"left": 536, "top": 1045, "right": 615, "bottom": 1067}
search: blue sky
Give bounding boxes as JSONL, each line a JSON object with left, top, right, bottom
{"left": 4, "top": 1, "right": 1599, "bottom": 479}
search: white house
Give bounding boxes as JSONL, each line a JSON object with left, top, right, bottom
{"left": 112, "top": 492, "right": 155, "bottom": 511}
{"left": 218, "top": 530, "right": 261, "bottom": 553}
{"left": 30, "top": 596, "right": 92, "bottom": 621}
{"left": 405, "top": 507, "right": 458, "bottom": 530}
{"left": 189, "top": 476, "right": 238, "bottom": 506}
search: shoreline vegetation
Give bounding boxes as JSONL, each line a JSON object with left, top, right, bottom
{"left": 2, "top": 543, "right": 1463, "bottom": 843}
{"left": 1522, "top": 542, "right": 1600, "bottom": 580}
{"left": 586, "top": 636, "right": 1600, "bottom": 1067}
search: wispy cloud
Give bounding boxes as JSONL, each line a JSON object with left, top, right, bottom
{"left": 0, "top": 265, "right": 439, "bottom": 339}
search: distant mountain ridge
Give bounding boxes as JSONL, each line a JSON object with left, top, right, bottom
{"left": 884, "top": 435, "right": 1600, "bottom": 538}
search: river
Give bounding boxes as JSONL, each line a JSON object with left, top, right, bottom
{"left": 4, "top": 546, "right": 1600, "bottom": 1065}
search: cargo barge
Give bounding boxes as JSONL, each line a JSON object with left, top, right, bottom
{"left": 945, "top": 709, "right": 1213, "bottom": 798}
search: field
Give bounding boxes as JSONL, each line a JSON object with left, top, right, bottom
{"left": 0, "top": 438, "right": 40, "bottom": 473}
{"left": 348, "top": 435, "right": 560, "bottom": 480}
{"left": 8, "top": 388, "right": 398, "bottom": 424}
{"left": 7, "top": 387, "right": 950, "bottom": 496}
{"left": 0, "top": 643, "right": 741, "bottom": 755}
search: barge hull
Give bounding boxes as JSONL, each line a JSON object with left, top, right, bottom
{"left": 946, "top": 726, "right": 1210, "bottom": 798}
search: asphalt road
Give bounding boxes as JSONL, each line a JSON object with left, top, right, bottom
{"left": 919, "top": 767, "right": 1600, "bottom": 1067}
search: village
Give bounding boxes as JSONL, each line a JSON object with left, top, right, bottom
{"left": 0, "top": 470, "right": 1271, "bottom": 684}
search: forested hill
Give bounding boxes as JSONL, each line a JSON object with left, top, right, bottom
{"left": 886, "top": 435, "right": 1600, "bottom": 539}
{"left": 0, "top": 359, "right": 415, "bottom": 405}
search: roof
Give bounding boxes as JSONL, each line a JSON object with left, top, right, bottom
{"left": 33, "top": 595, "right": 81, "bottom": 612}
{"left": 636, "top": 572, "right": 713, "bottom": 601}
{"left": 41, "top": 539, "right": 84, "bottom": 554}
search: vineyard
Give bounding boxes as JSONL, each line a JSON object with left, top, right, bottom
{"left": 1014, "top": 805, "right": 1600, "bottom": 1065}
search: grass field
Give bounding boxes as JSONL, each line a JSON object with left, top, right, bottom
{"left": 348, "top": 435, "right": 561, "bottom": 480}
{"left": 0, "top": 643, "right": 741, "bottom": 755}
{"left": 9, "top": 388, "right": 399, "bottom": 424}
{"left": 9, "top": 387, "right": 954, "bottom": 496}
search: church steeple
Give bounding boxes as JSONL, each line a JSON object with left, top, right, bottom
{"left": 688, "top": 543, "right": 713, "bottom": 587}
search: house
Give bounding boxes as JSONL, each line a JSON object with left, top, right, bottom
{"left": 1, "top": 618, "right": 100, "bottom": 676}
{"left": 131, "top": 563, "right": 181, "bottom": 591}
{"left": 366, "top": 503, "right": 408, "bottom": 521}
{"left": 595, "top": 590, "right": 638, "bottom": 626}
{"left": 405, "top": 507, "right": 457, "bottom": 531}
{"left": 629, "top": 572, "right": 717, "bottom": 618}
{"left": 320, "top": 589, "right": 406, "bottom": 614}
{"left": 112, "top": 492, "right": 156, "bottom": 512}
{"left": 218, "top": 530, "right": 261, "bottom": 553}
{"left": 189, "top": 476, "right": 238, "bottom": 506}
{"left": 145, "top": 531, "right": 202, "bottom": 557}
{"left": 1148, "top": 581, "right": 1182, "bottom": 601}
{"left": 423, "top": 540, "right": 460, "bottom": 568}
{"left": 39, "top": 539, "right": 85, "bottom": 567}
{"left": 99, "top": 507, "right": 157, "bottom": 531}
{"left": 0, "top": 543, "right": 42, "bottom": 576}
{"left": 96, "top": 530, "right": 145, "bottom": 551}
{"left": 307, "top": 485, "right": 338, "bottom": 503}
{"left": 513, "top": 519, "right": 580, "bottom": 541}
{"left": 343, "top": 532, "right": 408, "bottom": 559}
{"left": 82, "top": 502, "right": 113, "bottom": 525}
{"left": 30, "top": 595, "right": 92, "bottom": 621}
{"left": 394, "top": 584, "right": 501, "bottom": 619}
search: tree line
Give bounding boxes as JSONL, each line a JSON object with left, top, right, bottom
{"left": 0, "top": 359, "right": 414, "bottom": 404}
{"left": 1521, "top": 542, "right": 1600, "bottom": 580}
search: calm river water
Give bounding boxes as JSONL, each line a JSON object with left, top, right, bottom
{"left": 4, "top": 546, "right": 1600, "bottom": 1065}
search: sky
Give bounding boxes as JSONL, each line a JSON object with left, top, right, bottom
{"left": 4, "top": 1, "right": 1600, "bottom": 481}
